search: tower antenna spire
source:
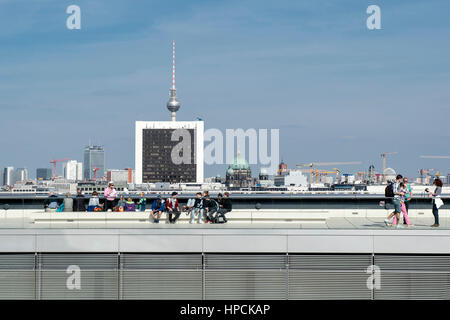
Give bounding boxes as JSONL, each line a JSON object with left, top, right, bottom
{"left": 172, "top": 40, "right": 175, "bottom": 90}
{"left": 167, "top": 40, "right": 180, "bottom": 121}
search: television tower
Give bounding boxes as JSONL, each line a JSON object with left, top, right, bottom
{"left": 166, "top": 40, "right": 180, "bottom": 121}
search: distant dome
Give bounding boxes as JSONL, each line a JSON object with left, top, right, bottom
{"left": 227, "top": 154, "right": 250, "bottom": 171}
{"left": 227, "top": 168, "right": 235, "bottom": 175}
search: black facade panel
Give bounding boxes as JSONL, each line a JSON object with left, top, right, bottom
{"left": 142, "top": 128, "right": 196, "bottom": 183}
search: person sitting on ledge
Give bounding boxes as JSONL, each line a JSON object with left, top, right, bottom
{"left": 44, "top": 191, "right": 62, "bottom": 212}
{"left": 124, "top": 197, "right": 136, "bottom": 212}
{"left": 117, "top": 195, "right": 126, "bottom": 212}
{"left": 63, "top": 193, "right": 74, "bottom": 212}
{"left": 73, "top": 189, "right": 86, "bottom": 212}
{"left": 166, "top": 192, "right": 181, "bottom": 224}
{"left": 87, "top": 191, "right": 103, "bottom": 212}
{"left": 138, "top": 192, "right": 147, "bottom": 212}
{"left": 150, "top": 195, "right": 165, "bottom": 223}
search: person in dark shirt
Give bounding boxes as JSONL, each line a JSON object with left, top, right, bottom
{"left": 217, "top": 192, "right": 232, "bottom": 223}
{"left": 44, "top": 192, "right": 62, "bottom": 212}
{"left": 427, "top": 178, "right": 443, "bottom": 227}
{"left": 204, "top": 193, "right": 218, "bottom": 223}
{"left": 73, "top": 189, "right": 86, "bottom": 212}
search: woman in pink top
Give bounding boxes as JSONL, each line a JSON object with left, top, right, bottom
{"left": 104, "top": 182, "right": 118, "bottom": 212}
{"left": 392, "top": 182, "right": 412, "bottom": 227}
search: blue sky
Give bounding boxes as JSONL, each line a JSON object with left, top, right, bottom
{"left": 0, "top": 0, "right": 450, "bottom": 179}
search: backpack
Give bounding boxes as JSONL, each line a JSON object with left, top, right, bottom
{"left": 385, "top": 183, "right": 394, "bottom": 198}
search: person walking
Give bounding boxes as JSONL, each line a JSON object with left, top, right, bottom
{"left": 427, "top": 178, "right": 443, "bottom": 227}
{"left": 104, "top": 182, "right": 118, "bottom": 212}
{"left": 384, "top": 175, "right": 405, "bottom": 227}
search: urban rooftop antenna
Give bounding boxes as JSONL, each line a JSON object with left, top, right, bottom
{"left": 166, "top": 40, "right": 180, "bottom": 121}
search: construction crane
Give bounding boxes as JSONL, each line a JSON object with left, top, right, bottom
{"left": 296, "top": 162, "right": 361, "bottom": 184}
{"left": 93, "top": 167, "right": 99, "bottom": 181}
{"left": 49, "top": 157, "right": 70, "bottom": 181}
{"left": 381, "top": 152, "right": 398, "bottom": 183}
{"left": 420, "top": 155, "right": 450, "bottom": 159}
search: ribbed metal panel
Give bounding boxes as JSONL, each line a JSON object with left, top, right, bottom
{"left": 122, "top": 254, "right": 202, "bottom": 270}
{"left": 289, "top": 254, "right": 372, "bottom": 270}
{"left": 205, "top": 254, "right": 286, "bottom": 269}
{"left": 0, "top": 254, "right": 36, "bottom": 300}
{"left": 122, "top": 270, "right": 202, "bottom": 299}
{"left": 121, "top": 254, "right": 202, "bottom": 299}
{"left": 205, "top": 270, "right": 287, "bottom": 300}
{"left": 39, "top": 253, "right": 118, "bottom": 270}
{"left": 374, "top": 255, "right": 450, "bottom": 300}
{"left": 289, "top": 271, "right": 371, "bottom": 300}
{"left": 39, "top": 254, "right": 118, "bottom": 300}
{"left": 40, "top": 270, "right": 118, "bottom": 299}
{"left": 374, "top": 273, "right": 450, "bottom": 300}
{"left": 375, "top": 255, "right": 450, "bottom": 271}
{"left": 288, "top": 254, "right": 372, "bottom": 300}
{"left": 204, "top": 254, "right": 287, "bottom": 299}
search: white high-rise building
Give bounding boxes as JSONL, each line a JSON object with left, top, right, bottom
{"left": 63, "top": 161, "right": 83, "bottom": 181}
{"left": 76, "top": 162, "right": 83, "bottom": 181}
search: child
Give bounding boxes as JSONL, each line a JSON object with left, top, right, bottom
{"left": 124, "top": 198, "right": 136, "bottom": 212}
{"left": 117, "top": 195, "right": 126, "bottom": 212}
{"left": 138, "top": 192, "right": 147, "bottom": 212}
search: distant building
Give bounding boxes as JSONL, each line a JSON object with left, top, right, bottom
{"left": 135, "top": 121, "right": 204, "bottom": 184}
{"left": 259, "top": 168, "right": 269, "bottom": 181}
{"left": 277, "top": 161, "right": 288, "bottom": 176}
{"left": 274, "top": 169, "right": 308, "bottom": 187}
{"left": 107, "top": 169, "right": 134, "bottom": 184}
{"left": 36, "top": 168, "right": 53, "bottom": 181}
{"left": 83, "top": 145, "right": 105, "bottom": 180}
{"left": 14, "top": 168, "right": 28, "bottom": 183}
{"left": 63, "top": 161, "right": 83, "bottom": 181}
{"left": 367, "top": 165, "right": 376, "bottom": 184}
{"left": 225, "top": 153, "right": 252, "bottom": 189}
{"left": 3, "top": 167, "right": 14, "bottom": 186}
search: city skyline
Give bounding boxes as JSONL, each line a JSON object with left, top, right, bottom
{"left": 0, "top": 0, "right": 449, "bottom": 179}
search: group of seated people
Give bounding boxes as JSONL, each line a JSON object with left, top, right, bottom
{"left": 43, "top": 188, "right": 232, "bottom": 224}
{"left": 43, "top": 190, "right": 147, "bottom": 212}
{"left": 150, "top": 191, "right": 232, "bottom": 224}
